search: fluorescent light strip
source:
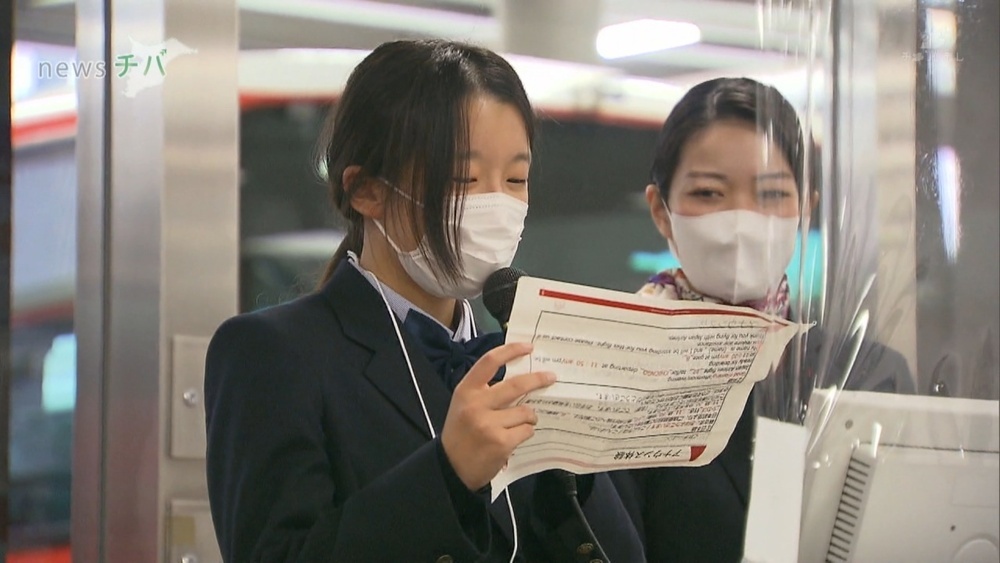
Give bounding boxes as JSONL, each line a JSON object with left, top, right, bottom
{"left": 239, "top": 0, "right": 500, "bottom": 44}
{"left": 12, "top": 92, "right": 78, "bottom": 124}
{"left": 936, "top": 146, "right": 962, "bottom": 262}
{"left": 597, "top": 19, "right": 701, "bottom": 60}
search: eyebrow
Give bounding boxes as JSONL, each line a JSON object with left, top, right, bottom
{"left": 463, "top": 151, "right": 532, "bottom": 164}
{"left": 685, "top": 171, "right": 728, "bottom": 181}
{"left": 684, "top": 171, "right": 794, "bottom": 182}
{"left": 754, "top": 171, "right": 794, "bottom": 181}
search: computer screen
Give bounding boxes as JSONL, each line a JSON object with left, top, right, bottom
{"left": 799, "top": 389, "right": 999, "bottom": 562}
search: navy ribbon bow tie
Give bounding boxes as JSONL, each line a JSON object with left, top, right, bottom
{"left": 401, "top": 310, "right": 506, "bottom": 391}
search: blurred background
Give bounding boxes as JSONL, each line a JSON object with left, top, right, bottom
{"left": 5, "top": 0, "right": 998, "bottom": 560}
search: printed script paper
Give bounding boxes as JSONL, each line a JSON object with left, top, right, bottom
{"left": 491, "top": 276, "right": 812, "bottom": 498}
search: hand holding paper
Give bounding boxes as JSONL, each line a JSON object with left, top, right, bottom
{"left": 491, "top": 276, "right": 812, "bottom": 498}
{"left": 441, "top": 341, "right": 556, "bottom": 491}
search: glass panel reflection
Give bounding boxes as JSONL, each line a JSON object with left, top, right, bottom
{"left": 9, "top": 131, "right": 75, "bottom": 558}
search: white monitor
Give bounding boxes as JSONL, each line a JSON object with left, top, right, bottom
{"left": 799, "top": 389, "right": 999, "bottom": 563}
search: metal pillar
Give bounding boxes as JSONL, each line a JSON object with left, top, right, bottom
{"left": 1, "top": 0, "right": 14, "bottom": 555}
{"left": 74, "top": 0, "right": 239, "bottom": 560}
{"left": 498, "top": 0, "right": 602, "bottom": 65}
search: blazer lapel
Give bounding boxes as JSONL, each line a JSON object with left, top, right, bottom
{"left": 321, "top": 261, "right": 450, "bottom": 439}
{"left": 322, "top": 262, "right": 519, "bottom": 547}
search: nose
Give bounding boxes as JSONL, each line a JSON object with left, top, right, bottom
{"left": 733, "top": 189, "right": 758, "bottom": 211}
{"left": 486, "top": 177, "right": 505, "bottom": 194}
{"left": 482, "top": 172, "right": 506, "bottom": 194}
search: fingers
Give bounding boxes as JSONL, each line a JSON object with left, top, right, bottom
{"left": 489, "top": 371, "right": 557, "bottom": 407}
{"left": 459, "top": 342, "right": 533, "bottom": 389}
{"left": 503, "top": 423, "right": 536, "bottom": 447}
{"left": 493, "top": 404, "right": 538, "bottom": 429}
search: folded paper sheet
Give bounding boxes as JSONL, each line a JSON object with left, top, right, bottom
{"left": 491, "top": 277, "right": 812, "bottom": 498}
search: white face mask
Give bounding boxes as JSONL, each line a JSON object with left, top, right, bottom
{"left": 376, "top": 192, "right": 528, "bottom": 299}
{"left": 667, "top": 208, "right": 799, "bottom": 304}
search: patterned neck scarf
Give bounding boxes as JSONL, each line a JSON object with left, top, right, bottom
{"left": 639, "top": 268, "right": 791, "bottom": 318}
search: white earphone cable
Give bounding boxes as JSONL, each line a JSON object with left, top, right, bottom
{"left": 505, "top": 488, "right": 519, "bottom": 563}
{"left": 371, "top": 275, "right": 437, "bottom": 439}
{"left": 363, "top": 261, "right": 518, "bottom": 561}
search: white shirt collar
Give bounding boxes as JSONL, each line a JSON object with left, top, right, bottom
{"left": 347, "top": 253, "right": 475, "bottom": 342}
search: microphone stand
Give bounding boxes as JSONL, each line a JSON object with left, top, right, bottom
{"left": 556, "top": 470, "right": 609, "bottom": 562}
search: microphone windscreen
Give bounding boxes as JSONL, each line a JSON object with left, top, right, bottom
{"left": 482, "top": 267, "right": 526, "bottom": 326}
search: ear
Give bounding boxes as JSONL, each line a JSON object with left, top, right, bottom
{"left": 645, "top": 184, "right": 673, "bottom": 242}
{"left": 344, "top": 165, "right": 386, "bottom": 220}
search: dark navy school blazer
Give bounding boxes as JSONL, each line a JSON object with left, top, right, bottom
{"left": 204, "top": 261, "right": 646, "bottom": 563}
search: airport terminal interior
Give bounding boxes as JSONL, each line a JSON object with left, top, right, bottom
{"left": 4, "top": 0, "right": 999, "bottom": 561}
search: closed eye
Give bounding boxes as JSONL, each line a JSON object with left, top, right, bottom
{"left": 454, "top": 177, "right": 528, "bottom": 185}
{"left": 758, "top": 189, "right": 793, "bottom": 200}
{"left": 688, "top": 187, "right": 724, "bottom": 199}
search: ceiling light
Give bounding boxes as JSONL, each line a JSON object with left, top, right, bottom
{"left": 596, "top": 19, "right": 701, "bottom": 60}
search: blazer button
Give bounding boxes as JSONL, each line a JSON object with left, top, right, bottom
{"left": 576, "top": 542, "right": 595, "bottom": 556}
{"left": 435, "top": 556, "right": 454, "bottom": 563}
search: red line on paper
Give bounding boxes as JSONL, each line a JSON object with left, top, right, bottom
{"left": 538, "top": 289, "right": 774, "bottom": 322}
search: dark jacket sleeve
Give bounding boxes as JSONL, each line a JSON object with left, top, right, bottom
{"left": 204, "top": 314, "right": 491, "bottom": 563}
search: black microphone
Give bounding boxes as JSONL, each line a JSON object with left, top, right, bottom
{"left": 482, "top": 267, "right": 610, "bottom": 563}
{"left": 483, "top": 266, "right": 525, "bottom": 331}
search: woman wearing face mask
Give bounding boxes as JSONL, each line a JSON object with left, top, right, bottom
{"left": 205, "top": 40, "right": 645, "bottom": 563}
{"left": 614, "top": 77, "right": 914, "bottom": 562}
